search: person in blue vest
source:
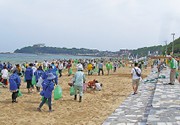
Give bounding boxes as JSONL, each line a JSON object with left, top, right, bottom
{"left": 37, "top": 73, "right": 55, "bottom": 112}
{"left": 51, "top": 62, "right": 58, "bottom": 85}
{"left": 7, "top": 62, "right": 12, "bottom": 72}
{"left": 43, "top": 65, "right": 57, "bottom": 85}
{"left": 25, "top": 63, "right": 33, "bottom": 93}
{"left": 9, "top": 68, "right": 21, "bottom": 103}
{"left": 34, "top": 66, "right": 44, "bottom": 92}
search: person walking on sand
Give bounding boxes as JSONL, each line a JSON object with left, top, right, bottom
{"left": 131, "top": 62, "right": 141, "bottom": 95}
{"left": 106, "top": 61, "right": 112, "bottom": 75}
{"left": 9, "top": 68, "right": 21, "bottom": 103}
{"left": 25, "top": 63, "right": 33, "bottom": 93}
{"left": 72, "top": 66, "right": 86, "bottom": 102}
{"left": 168, "top": 55, "right": 178, "bottom": 85}
{"left": 98, "top": 61, "right": 104, "bottom": 76}
{"left": 37, "top": 73, "right": 55, "bottom": 112}
{"left": 87, "top": 62, "right": 93, "bottom": 75}
{"left": 34, "top": 66, "right": 44, "bottom": 92}
{"left": 58, "top": 61, "right": 63, "bottom": 77}
{"left": 1, "top": 66, "right": 9, "bottom": 88}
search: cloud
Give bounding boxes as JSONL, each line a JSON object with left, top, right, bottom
{"left": 0, "top": 0, "right": 180, "bottom": 52}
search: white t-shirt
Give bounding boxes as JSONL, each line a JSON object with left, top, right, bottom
{"left": 1, "top": 69, "right": 9, "bottom": 79}
{"left": 131, "top": 67, "right": 141, "bottom": 80}
{"left": 58, "top": 63, "right": 64, "bottom": 70}
{"left": 95, "top": 83, "right": 102, "bottom": 91}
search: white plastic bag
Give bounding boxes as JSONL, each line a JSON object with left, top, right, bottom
{"left": 36, "top": 77, "right": 43, "bottom": 88}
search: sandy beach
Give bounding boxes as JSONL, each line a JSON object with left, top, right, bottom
{"left": 0, "top": 66, "right": 151, "bottom": 125}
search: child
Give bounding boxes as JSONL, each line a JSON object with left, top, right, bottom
{"left": 72, "top": 66, "right": 86, "bottom": 102}
{"left": 9, "top": 68, "right": 21, "bottom": 103}
{"left": 37, "top": 73, "right": 55, "bottom": 112}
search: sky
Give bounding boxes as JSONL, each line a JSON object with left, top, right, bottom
{"left": 0, "top": 0, "right": 180, "bottom": 52}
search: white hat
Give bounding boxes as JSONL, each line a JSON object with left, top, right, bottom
{"left": 77, "top": 65, "right": 83, "bottom": 71}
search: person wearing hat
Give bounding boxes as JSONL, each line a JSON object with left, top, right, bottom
{"left": 25, "top": 63, "right": 33, "bottom": 93}
{"left": 72, "top": 66, "right": 86, "bottom": 102}
{"left": 9, "top": 68, "right": 21, "bottom": 103}
{"left": 37, "top": 73, "right": 55, "bottom": 112}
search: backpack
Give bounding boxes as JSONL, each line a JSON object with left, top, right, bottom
{"left": 134, "top": 68, "right": 141, "bottom": 77}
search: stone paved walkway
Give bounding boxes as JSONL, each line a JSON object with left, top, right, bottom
{"left": 103, "top": 67, "right": 180, "bottom": 125}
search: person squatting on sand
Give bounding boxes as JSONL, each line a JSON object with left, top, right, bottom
{"left": 9, "top": 68, "right": 21, "bottom": 103}
{"left": 87, "top": 79, "right": 102, "bottom": 91}
{"left": 72, "top": 66, "right": 86, "bottom": 102}
{"left": 131, "top": 62, "right": 141, "bottom": 95}
{"left": 37, "top": 73, "right": 55, "bottom": 112}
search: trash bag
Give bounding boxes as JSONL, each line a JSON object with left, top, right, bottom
{"left": 18, "top": 90, "right": 22, "bottom": 97}
{"left": 69, "top": 68, "right": 73, "bottom": 75}
{"left": 36, "top": 77, "right": 43, "bottom": 88}
{"left": 32, "top": 75, "right": 36, "bottom": 85}
{"left": 54, "top": 85, "right": 62, "bottom": 100}
{"left": 158, "top": 75, "right": 166, "bottom": 79}
{"left": 24, "top": 76, "right": 26, "bottom": 82}
{"left": 70, "top": 86, "right": 75, "bottom": 96}
{"left": 83, "top": 83, "right": 87, "bottom": 92}
{"left": 94, "top": 68, "right": 98, "bottom": 73}
{"left": 176, "top": 72, "right": 179, "bottom": 79}
{"left": 56, "top": 70, "right": 59, "bottom": 76}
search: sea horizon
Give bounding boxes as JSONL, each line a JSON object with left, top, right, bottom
{"left": 0, "top": 53, "right": 97, "bottom": 65}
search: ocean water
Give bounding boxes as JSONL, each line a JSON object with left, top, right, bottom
{"left": 0, "top": 53, "right": 96, "bottom": 64}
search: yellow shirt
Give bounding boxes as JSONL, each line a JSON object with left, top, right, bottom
{"left": 87, "top": 64, "right": 93, "bottom": 70}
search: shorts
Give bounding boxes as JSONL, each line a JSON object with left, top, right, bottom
{"left": 26, "top": 80, "right": 33, "bottom": 88}
{"left": 132, "top": 79, "right": 140, "bottom": 86}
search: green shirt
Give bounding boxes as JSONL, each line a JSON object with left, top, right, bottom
{"left": 170, "top": 58, "right": 177, "bottom": 69}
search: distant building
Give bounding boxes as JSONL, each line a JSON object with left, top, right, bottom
{"left": 33, "top": 44, "right": 45, "bottom": 47}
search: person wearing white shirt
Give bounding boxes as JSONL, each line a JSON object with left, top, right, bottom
{"left": 131, "top": 62, "right": 141, "bottom": 95}
{"left": 58, "top": 61, "right": 64, "bottom": 77}
{"left": 95, "top": 82, "right": 102, "bottom": 91}
{"left": 1, "top": 66, "right": 9, "bottom": 88}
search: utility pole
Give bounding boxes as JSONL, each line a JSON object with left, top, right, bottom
{"left": 171, "top": 33, "right": 175, "bottom": 55}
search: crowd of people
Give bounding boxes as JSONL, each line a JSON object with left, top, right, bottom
{"left": 0, "top": 59, "right": 131, "bottom": 111}
{"left": 0, "top": 58, "right": 156, "bottom": 112}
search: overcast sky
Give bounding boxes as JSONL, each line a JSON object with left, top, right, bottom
{"left": 0, "top": 0, "right": 180, "bottom": 52}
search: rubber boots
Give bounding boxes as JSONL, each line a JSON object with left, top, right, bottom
{"left": 79, "top": 96, "right": 82, "bottom": 102}
{"left": 74, "top": 95, "right": 77, "bottom": 100}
